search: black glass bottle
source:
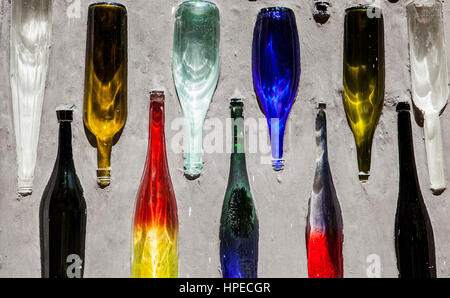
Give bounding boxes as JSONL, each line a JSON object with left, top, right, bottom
{"left": 395, "top": 102, "right": 436, "bottom": 278}
{"left": 219, "top": 98, "right": 259, "bottom": 278}
{"left": 39, "top": 109, "right": 87, "bottom": 278}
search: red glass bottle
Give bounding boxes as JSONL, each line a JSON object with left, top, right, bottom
{"left": 131, "top": 91, "right": 178, "bottom": 278}
{"left": 306, "top": 103, "right": 344, "bottom": 278}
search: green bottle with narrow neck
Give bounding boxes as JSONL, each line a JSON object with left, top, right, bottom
{"left": 39, "top": 109, "right": 87, "bottom": 278}
{"left": 219, "top": 98, "right": 259, "bottom": 278}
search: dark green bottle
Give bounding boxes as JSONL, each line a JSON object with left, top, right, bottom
{"left": 395, "top": 102, "right": 436, "bottom": 278}
{"left": 39, "top": 109, "right": 87, "bottom": 278}
{"left": 219, "top": 98, "right": 259, "bottom": 278}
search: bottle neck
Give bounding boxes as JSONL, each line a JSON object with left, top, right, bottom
{"left": 315, "top": 109, "right": 328, "bottom": 163}
{"left": 229, "top": 105, "right": 249, "bottom": 185}
{"left": 398, "top": 110, "right": 421, "bottom": 195}
{"left": 56, "top": 122, "right": 75, "bottom": 169}
{"left": 147, "top": 98, "right": 168, "bottom": 170}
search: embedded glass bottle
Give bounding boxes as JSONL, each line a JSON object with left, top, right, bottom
{"left": 343, "top": 6, "right": 385, "bottom": 182}
{"left": 10, "top": 0, "right": 53, "bottom": 195}
{"left": 172, "top": 0, "right": 220, "bottom": 179}
{"left": 306, "top": 103, "right": 343, "bottom": 278}
{"left": 219, "top": 98, "right": 259, "bottom": 278}
{"left": 132, "top": 91, "right": 179, "bottom": 278}
{"left": 252, "top": 7, "right": 301, "bottom": 171}
{"left": 395, "top": 102, "right": 436, "bottom": 278}
{"left": 39, "top": 109, "right": 87, "bottom": 279}
{"left": 83, "top": 2, "right": 127, "bottom": 188}
{"left": 407, "top": 0, "right": 449, "bottom": 194}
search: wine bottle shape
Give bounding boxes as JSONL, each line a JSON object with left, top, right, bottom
{"left": 252, "top": 7, "right": 301, "bottom": 171}
{"left": 343, "top": 5, "right": 385, "bottom": 182}
{"left": 132, "top": 91, "right": 179, "bottom": 278}
{"left": 39, "top": 109, "right": 87, "bottom": 279}
{"left": 10, "top": 0, "right": 53, "bottom": 195}
{"left": 407, "top": 0, "right": 449, "bottom": 194}
{"left": 83, "top": 3, "right": 128, "bottom": 188}
{"left": 172, "top": 0, "right": 220, "bottom": 179}
{"left": 219, "top": 98, "right": 259, "bottom": 278}
{"left": 395, "top": 102, "right": 437, "bottom": 278}
{"left": 306, "top": 103, "right": 344, "bottom": 278}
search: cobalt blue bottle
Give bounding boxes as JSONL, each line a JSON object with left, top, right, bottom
{"left": 219, "top": 98, "right": 259, "bottom": 278}
{"left": 252, "top": 7, "right": 301, "bottom": 171}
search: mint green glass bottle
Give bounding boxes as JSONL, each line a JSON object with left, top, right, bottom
{"left": 172, "top": 0, "right": 220, "bottom": 179}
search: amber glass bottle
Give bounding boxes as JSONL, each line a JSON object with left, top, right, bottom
{"left": 343, "top": 6, "right": 385, "bottom": 182}
{"left": 83, "top": 3, "right": 127, "bottom": 187}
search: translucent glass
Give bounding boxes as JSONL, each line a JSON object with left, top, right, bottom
{"left": 306, "top": 104, "right": 343, "bottom": 278}
{"left": 407, "top": 0, "right": 449, "bottom": 194}
{"left": 10, "top": 0, "right": 53, "bottom": 195}
{"left": 252, "top": 7, "right": 301, "bottom": 171}
{"left": 172, "top": 0, "right": 220, "bottom": 179}
{"left": 83, "top": 3, "right": 127, "bottom": 188}
{"left": 343, "top": 6, "right": 385, "bottom": 182}
{"left": 132, "top": 91, "right": 178, "bottom": 278}
{"left": 219, "top": 98, "right": 259, "bottom": 278}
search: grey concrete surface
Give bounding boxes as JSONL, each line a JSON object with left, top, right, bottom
{"left": 0, "top": 0, "right": 450, "bottom": 278}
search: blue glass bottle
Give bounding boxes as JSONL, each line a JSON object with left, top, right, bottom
{"left": 252, "top": 7, "right": 301, "bottom": 171}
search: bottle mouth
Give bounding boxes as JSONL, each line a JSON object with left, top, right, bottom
{"left": 17, "top": 178, "right": 33, "bottom": 196}
{"left": 230, "top": 98, "right": 244, "bottom": 107}
{"left": 56, "top": 109, "right": 73, "bottom": 123}
{"left": 97, "top": 168, "right": 111, "bottom": 188}
{"left": 359, "top": 172, "right": 370, "bottom": 183}
{"left": 150, "top": 90, "right": 165, "bottom": 101}
{"left": 272, "top": 159, "right": 285, "bottom": 171}
{"left": 396, "top": 102, "right": 411, "bottom": 112}
{"left": 317, "top": 102, "right": 327, "bottom": 110}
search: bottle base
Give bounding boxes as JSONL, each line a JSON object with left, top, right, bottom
{"left": 272, "top": 159, "right": 285, "bottom": 171}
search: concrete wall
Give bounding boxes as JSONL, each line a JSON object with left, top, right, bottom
{"left": 0, "top": 0, "right": 449, "bottom": 278}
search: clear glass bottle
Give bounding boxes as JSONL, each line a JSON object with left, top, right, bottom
{"left": 10, "top": 0, "right": 53, "bottom": 195}
{"left": 172, "top": 0, "right": 220, "bottom": 179}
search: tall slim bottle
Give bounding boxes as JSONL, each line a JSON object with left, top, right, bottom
{"left": 407, "top": 0, "right": 449, "bottom": 194}
{"left": 10, "top": 0, "right": 53, "bottom": 195}
{"left": 306, "top": 103, "right": 343, "bottom": 278}
{"left": 343, "top": 6, "right": 385, "bottom": 182}
{"left": 39, "top": 109, "right": 87, "bottom": 279}
{"left": 219, "top": 98, "right": 259, "bottom": 278}
{"left": 395, "top": 102, "right": 436, "bottom": 278}
{"left": 132, "top": 91, "right": 179, "bottom": 278}
{"left": 172, "top": 0, "right": 220, "bottom": 179}
{"left": 83, "top": 3, "right": 127, "bottom": 188}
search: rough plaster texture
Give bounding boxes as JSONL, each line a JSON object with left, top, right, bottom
{"left": 0, "top": 0, "right": 449, "bottom": 278}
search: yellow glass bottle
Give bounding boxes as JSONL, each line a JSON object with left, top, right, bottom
{"left": 83, "top": 3, "right": 127, "bottom": 187}
{"left": 343, "top": 6, "right": 385, "bottom": 182}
